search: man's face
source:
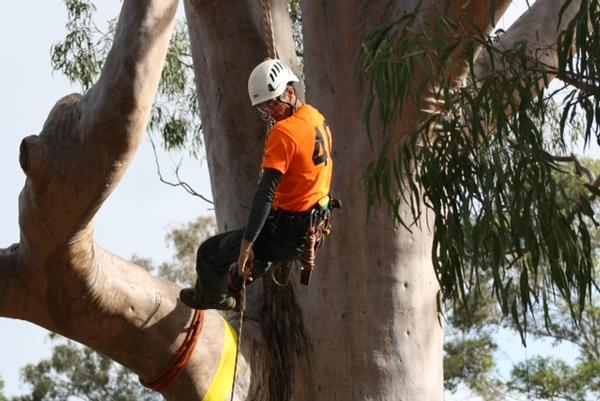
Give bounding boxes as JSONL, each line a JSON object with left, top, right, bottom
{"left": 256, "top": 87, "right": 294, "bottom": 122}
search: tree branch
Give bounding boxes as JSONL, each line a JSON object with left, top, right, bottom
{"left": 0, "top": 245, "right": 23, "bottom": 318}
{"left": 556, "top": 71, "right": 600, "bottom": 97}
{"left": 552, "top": 154, "right": 595, "bottom": 182}
{"left": 551, "top": 153, "right": 600, "bottom": 200}
{"left": 148, "top": 134, "right": 214, "bottom": 204}
{"left": 17, "top": 0, "right": 181, "bottom": 270}
{"left": 473, "top": 0, "right": 583, "bottom": 83}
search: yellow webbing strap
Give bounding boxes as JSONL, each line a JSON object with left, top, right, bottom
{"left": 201, "top": 316, "right": 239, "bottom": 401}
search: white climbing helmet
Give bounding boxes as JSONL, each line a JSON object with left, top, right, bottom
{"left": 248, "top": 59, "right": 299, "bottom": 106}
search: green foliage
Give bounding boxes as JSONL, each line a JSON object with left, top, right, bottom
{"left": 157, "top": 215, "right": 217, "bottom": 285}
{"left": 361, "top": 0, "right": 600, "bottom": 336}
{"left": 148, "top": 21, "right": 203, "bottom": 157}
{"left": 445, "top": 284, "right": 600, "bottom": 400}
{"left": 287, "top": 0, "right": 303, "bottom": 58}
{"left": 12, "top": 337, "right": 161, "bottom": 401}
{"left": 444, "top": 334, "right": 501, "bottom": 400}
{"left": 51, "top": 0, "right": 201, "bottom": 154}
{"left": 557, "top": 0, "right": 600, "bottom": 148}
{"left": 509, "top": 356, "right": 600, "bottom": 401}
{"left": 444, "top": 161, "right": 600, "bottom": 399}
{"left": 0, "top": 377, "right": 8, "bottom": 401}
{"left": 443, "top": 267, "right": 504, "bottom": 400}
{"left": 50, "top": 0, "right": 105, "bottom": 90}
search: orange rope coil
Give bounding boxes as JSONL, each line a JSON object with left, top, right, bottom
{"left": 141, "top": 309, "right": 205, "bottom": 391}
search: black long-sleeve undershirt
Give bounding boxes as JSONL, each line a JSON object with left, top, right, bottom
{"left": 242, "top": 168, "right": 283, "bottom": 243}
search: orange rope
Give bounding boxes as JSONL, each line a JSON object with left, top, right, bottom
{"left": 141, "top": 309, "right": 205, "bottom": 391}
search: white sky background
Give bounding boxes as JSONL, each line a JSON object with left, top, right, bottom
{"left": 0, "top": 0, "right": 593, "bottom": 399}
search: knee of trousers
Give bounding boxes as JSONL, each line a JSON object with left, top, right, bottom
{"left": 195, "top": 237, "right": 221, "bottom": 274}
{"left": 198, "top": 263, "right": 234, "bottom": 295}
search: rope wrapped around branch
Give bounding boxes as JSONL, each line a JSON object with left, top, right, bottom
{"left": 140, "top": 309, "right": 205, "bottom": 391}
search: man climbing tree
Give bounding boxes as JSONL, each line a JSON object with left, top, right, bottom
{"left": 179, "top": 58, "right": 334, "bottom": 311}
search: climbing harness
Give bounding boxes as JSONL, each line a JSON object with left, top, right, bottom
{"left": 140, "top": 309, "right": 205, "bottom": 391}
{"left": 271, "top": 261, "right": 293, "bottom": 287}
{"left": 264, "top": 198, "right": 341, "bottom": 287}
{"left": 299, "top": 198, "right": 341, "bottom": 285}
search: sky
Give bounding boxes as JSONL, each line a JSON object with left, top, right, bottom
{"left": 0, "top": 0, "right": 590, "bottom": 399}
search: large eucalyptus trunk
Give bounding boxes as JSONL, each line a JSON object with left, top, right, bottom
{"left": 183, "top": 0, "right": 526, "bottom": 399}
{"left": 0, "top": 0, "right": 578, "bottom": 401}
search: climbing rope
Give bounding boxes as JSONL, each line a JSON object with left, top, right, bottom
{"left": 261, "top": 0, "right": 277, "bottom": 58}
{"left": 229, "top": 274, "right": 247, "bottom": 401}
{"left": 227, "top": 4, "right": 282, "bottom": 397}
{"left": 141, "top": 309, "right": 205, "bottom": 391}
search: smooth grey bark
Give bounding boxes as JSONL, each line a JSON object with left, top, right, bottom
{"left": 297, "top": 1, "right": 443, "bottom": 399}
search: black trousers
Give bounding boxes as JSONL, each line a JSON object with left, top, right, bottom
{"left": 194, "top": 211, "right": 313, "bottom": 299}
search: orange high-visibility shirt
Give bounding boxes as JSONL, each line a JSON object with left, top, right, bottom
{"left": 263, "top": 104, "right": 334, "bottom": 212}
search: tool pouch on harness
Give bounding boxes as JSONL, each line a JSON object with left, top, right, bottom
{"left": 299, "top": 198, "right": 341, "bottom": 285}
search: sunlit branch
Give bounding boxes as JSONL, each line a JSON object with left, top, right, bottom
{"left": 473, "top": 0, "right": 582, "bottom": 84}
{"left": 556, "top": 72, "right": 600, "bottom": 97}
{"left": 552, "top": 153, "right": 600, "bottom": 201}
{"left": 0, "top": 244, "right": 20, "bottom": 317}
{"left": 552, "top": 154, "right": 595, "bottom": 183}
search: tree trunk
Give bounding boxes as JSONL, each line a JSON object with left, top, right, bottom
{"left": 296, "top": 2, "right": 444, "bottom": 399}
{"left": 1, "top": 0, "right": 582, "bottom": 401}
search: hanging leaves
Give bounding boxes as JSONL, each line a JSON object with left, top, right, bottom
{"left": 361, "top": 1, "right": 600, "bottom": 337}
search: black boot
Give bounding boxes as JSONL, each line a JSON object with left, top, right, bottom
{"left": 179, "top": 288, "right": 237, "bottom": 311}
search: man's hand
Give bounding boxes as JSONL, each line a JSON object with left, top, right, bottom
{"left": 237, "top": 239, "right": 255, "bottom": 281}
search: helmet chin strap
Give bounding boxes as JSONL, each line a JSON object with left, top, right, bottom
{"left": 260, "top": 93, "right": 297, "bottom": 126}
{"left": 276, "top": 94, "right": 298, "bottom": 118}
